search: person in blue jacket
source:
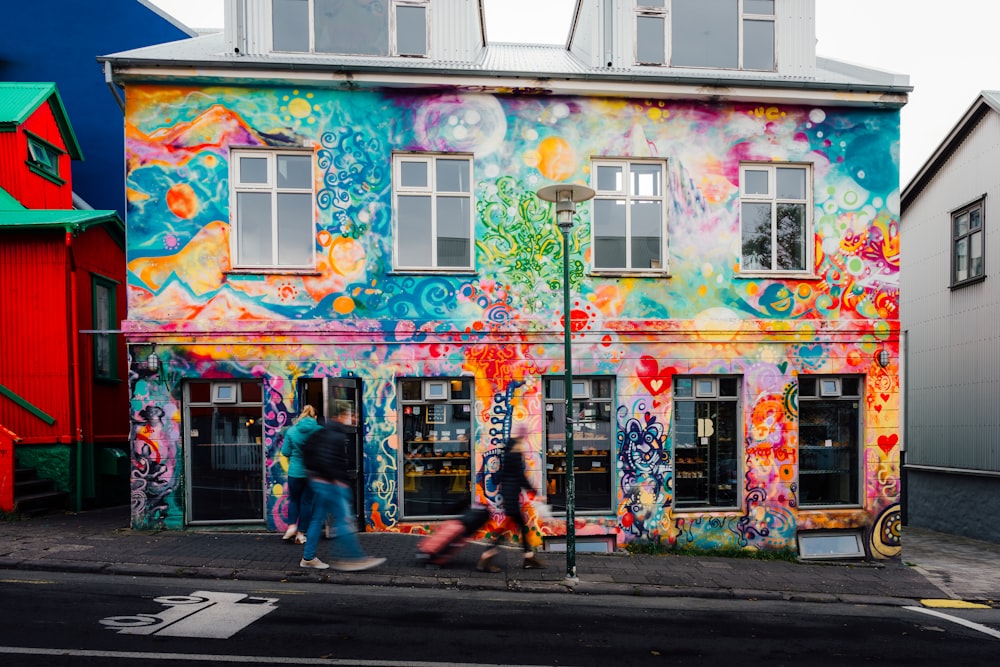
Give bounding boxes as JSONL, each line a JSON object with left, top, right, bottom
{"left": 280, "top": 404, "right": 322, "bottom": 544}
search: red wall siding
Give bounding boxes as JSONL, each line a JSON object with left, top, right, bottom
{"left": 1, "top": 101, "right": 73, "bottom": 209}
{"left": 0, "top": 230, "right": 73, "bottom": 440}
{"left": 72, "top": 226, "right": 128, "bottom": 442}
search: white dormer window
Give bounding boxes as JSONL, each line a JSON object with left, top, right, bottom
{"left": 635, "top": 0, "right": 775, "bottom": 71}
{"left": 272, "top": 0, "right": 428, "bottom": 57}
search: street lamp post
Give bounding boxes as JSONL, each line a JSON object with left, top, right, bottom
{"left": 536, "top": 183, "right": 595, "bottom": 582}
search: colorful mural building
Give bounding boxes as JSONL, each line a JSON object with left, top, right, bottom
{"left": 102, "top": 0, "right": 908, "bottom": 558}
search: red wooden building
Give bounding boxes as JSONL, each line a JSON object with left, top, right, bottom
{"left": 0, "top": 82, "right": 128, "bottom": 513}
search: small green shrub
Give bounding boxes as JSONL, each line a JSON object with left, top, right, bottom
{"left": 624, "top": 539, "right": 799, "bottom": 562}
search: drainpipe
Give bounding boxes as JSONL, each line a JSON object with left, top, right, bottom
{"left": 66, "top": 230, "right": 83, "bottom": 511}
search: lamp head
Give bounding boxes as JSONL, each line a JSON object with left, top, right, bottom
{"left": 536, "top": 183, "right": 596, "bottom": 229}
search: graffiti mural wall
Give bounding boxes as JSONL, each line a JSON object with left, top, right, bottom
{"left": 124, "top": 85, "right": 900, "bottom": 557}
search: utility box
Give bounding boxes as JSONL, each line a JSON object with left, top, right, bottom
{"left": 97, "top": 447, "right": 129, "bottom": 476}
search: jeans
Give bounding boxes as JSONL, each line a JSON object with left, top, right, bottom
{"left": 286, "top": 476, "right": 313, "bottom": 530}
{"left": 303, "top": 479, "right": 366, "bottom": 562}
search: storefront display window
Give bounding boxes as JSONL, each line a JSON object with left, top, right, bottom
{"left": 544, "top": 377, "right": 615, "bottom": 513}
{"left": 798, "top": 376, "right": 861, "bottom": 506}
{"left": 185, "top": 380, "right": 265, "bottom": 523}
{"left": 673, "top": 376, "right": 740, "bottom": 510}
{"left": 400, "top": 378, "right": 473, "bottom": 517}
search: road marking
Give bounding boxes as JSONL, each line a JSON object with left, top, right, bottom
{"left": 0, "top": 578, "right": 57, "bottom": 585}
{"left": 904, "top": 606, "right": 1000, "bottom": 640}
{"left": 100, "top": 591, "right": 278, "bottom": 639}
{"left": 920, "top": 598, "right": 991, "bottom": 610}
{"left": 0, "top": 646, "right": 560, "bottom": 666}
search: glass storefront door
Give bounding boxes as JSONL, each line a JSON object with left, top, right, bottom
{"left": 297, "top": 377, "right": 364, "bottom": 525}
{"left": 185, "top": 381, "right": 265, "bottom": 524}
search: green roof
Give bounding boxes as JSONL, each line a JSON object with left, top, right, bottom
{"left": 0, "top": 82, "right": 83, "bottom": 160}
{"left": 0, "top": 186, "right": 123, "bottom": 240}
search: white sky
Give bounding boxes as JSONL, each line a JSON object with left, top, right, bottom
{"left": 149, "top": 0, "right": 999, "bottom": 185}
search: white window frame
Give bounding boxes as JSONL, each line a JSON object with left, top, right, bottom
{"left": 634, "top": 0, "right": 776, "bottom": 71}
{"left": 271, "top": 0, "right": 429, "bottom": 57}
{"left": 591, "top": 158, "right": 669, "bottom": 273}
{"left": 738, "top": 162, "right": 812, "bottom": 276}
{"left": 229, "top": 148, "right": 316, "bottom": 272}
{"left": 392, "top": 153, "right": 475, "bottom": 271}
{"left": 634, "top": 1, "right": 667, "bottom": 65}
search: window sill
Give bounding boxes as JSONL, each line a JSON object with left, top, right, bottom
{"left": 589, "top": 270, "right": 671, "bottom": 279}
{"left": 736, "top": 271, "right": 818, "bottom": 280}
{"left": 389, "top": 269, "right": 478, "bottom": 276}
{"left": 26, "top": 161, "right": 65, "bottom": 186}
{"left": 225, "top": 269, "right": 321, "bottom": 276}
{"left": 950, "top": 274, "right": 986, "bottom": 290}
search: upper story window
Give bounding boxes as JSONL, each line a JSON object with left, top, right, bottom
{"left": 393, "top": 153, "right": 473, "bottom": 271}
{"left": 739, "top": 163, "right": 811, "bottom": 274}
{"left": 635, "top": 0, "right": 775, "bottom": 71}
{"left": 230, "top": 149, "right": 315, "bottom": 270}
{"left": 951, "top": 198, "right": 985, "bottom": 286}
{"left": 273, "top": 0, "right": 428, "bottom": 57}
{"left": 592, "top": 159, "right": 667, "bottom": 272}
{"left": 26, "top": 133, "right": 64, "bottom": 184}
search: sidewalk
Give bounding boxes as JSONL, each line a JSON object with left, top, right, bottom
{"left": 1, "top": 507, "right": 998, "bottom": 607}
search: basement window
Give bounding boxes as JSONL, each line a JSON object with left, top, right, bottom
{"left": 797, "top": 530, "right": 865, "bottom": 560}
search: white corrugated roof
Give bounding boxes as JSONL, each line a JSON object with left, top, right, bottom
{"left": 101, "top": 33, "right": 910, "bottom": 93}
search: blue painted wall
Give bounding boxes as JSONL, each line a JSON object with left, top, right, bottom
{"left": 0, "top": 0, "right": 194, "bottom": 217}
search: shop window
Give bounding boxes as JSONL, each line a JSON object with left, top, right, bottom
{"left": 673, "top": 376, "right": 740, "bottom": 510}
{"left": 592, "top": 159, "right": 668, "bottom": 272}
{"left": 393, "top": 153, "right": 474, "bottom": 270}
{"left": 400, "top": 378, "right": 473, "bottom": 517}
{"left": 951, "top": 198, "right": 985, "bottom": 286}
{"left": 185, "top": 380, "right": 265, "bottom": 523}
{"left": 739, "top": 162, "right": 811, "bottom": 274}
{"left": 230, "top": 148, "right": 315, "bottom": 270}
{"left": 92, "top": 276, "right": 118, "bottom": 381}
{"left": 798, "top": 375, "right": 862, "bottom": 506}
{"left": 544, "top": 377, "right": 615, "bottom": 513}
{"left": 272, "top": 0, "right": 428, "bottom": 57}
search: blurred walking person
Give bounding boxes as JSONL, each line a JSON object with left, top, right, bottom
{"left": 280, "top": 405, "right": 321, "bottom": 545}
{"left": 300, "top": 403, "right": 385, "bottom": 571}
{"left": 477, "top": 425, "right": 545, "bottom": 572}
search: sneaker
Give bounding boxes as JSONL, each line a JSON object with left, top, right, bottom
{"left": 282, "top": 523, "right": 298, "bottom": 541}
{"left": 294, "top": 533, "right": 307, "bottom": 545}
{"left": 523, "top": 556, "right": 546, "bottom": 569}
{"left": 300, "top": 557, "right": 329, "bottom": 570}
{"left": 330, "top": 556, "right": 386, "bottom": 572}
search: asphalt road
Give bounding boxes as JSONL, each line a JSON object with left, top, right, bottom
{"left": 1, "top": 571, "right": 998, "bottom": 666}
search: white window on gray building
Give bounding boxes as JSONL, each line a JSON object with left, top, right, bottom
{"left": 272, "top": 0, "right": 428, "bottom": 57}
{"left": 635, "top": 0, "right": 775, "bottom": 71}
{"left": 951, "top": 198, "right": 985, "bottom": 286}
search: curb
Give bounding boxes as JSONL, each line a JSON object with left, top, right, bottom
{"left": 0, "top": 557, "right": 928, "bottom": 607}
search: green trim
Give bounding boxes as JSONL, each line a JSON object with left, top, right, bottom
{"left": 91, "top": 276, "right": 119, "bottom": 381}
{"left": 0, "top": 383, "right": 56, "bottom": 425}
{"left": 0, "top": 83, "right": 82, "bottom": 160}
{"left": 26, "top": 160, "right": 67, "bottom": 186}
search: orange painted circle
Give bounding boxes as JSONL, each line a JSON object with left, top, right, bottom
{"left": 166, "top": 183, "right": 198, "bottom": 219}
{"left": 536, "top": 136, "right": 576, "bottom": 181}
{"left": 333, "top": 295, "right": 355, "bottom": 314}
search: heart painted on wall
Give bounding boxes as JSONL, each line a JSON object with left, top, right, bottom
{"left": 877, "top": 434, "right": 898, "bottom": 455}
{"left": 637, "top": 355, "right": 677, "bottom": 396}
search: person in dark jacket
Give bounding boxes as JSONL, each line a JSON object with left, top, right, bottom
{"left": 477, "top": 425, "right": 545, "bottom": 572}
{"left": 280, "top": 405, "right": 321, "bottom": 544}
{"left": 299, "top": 403, "right": 385, "bottom": 572}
